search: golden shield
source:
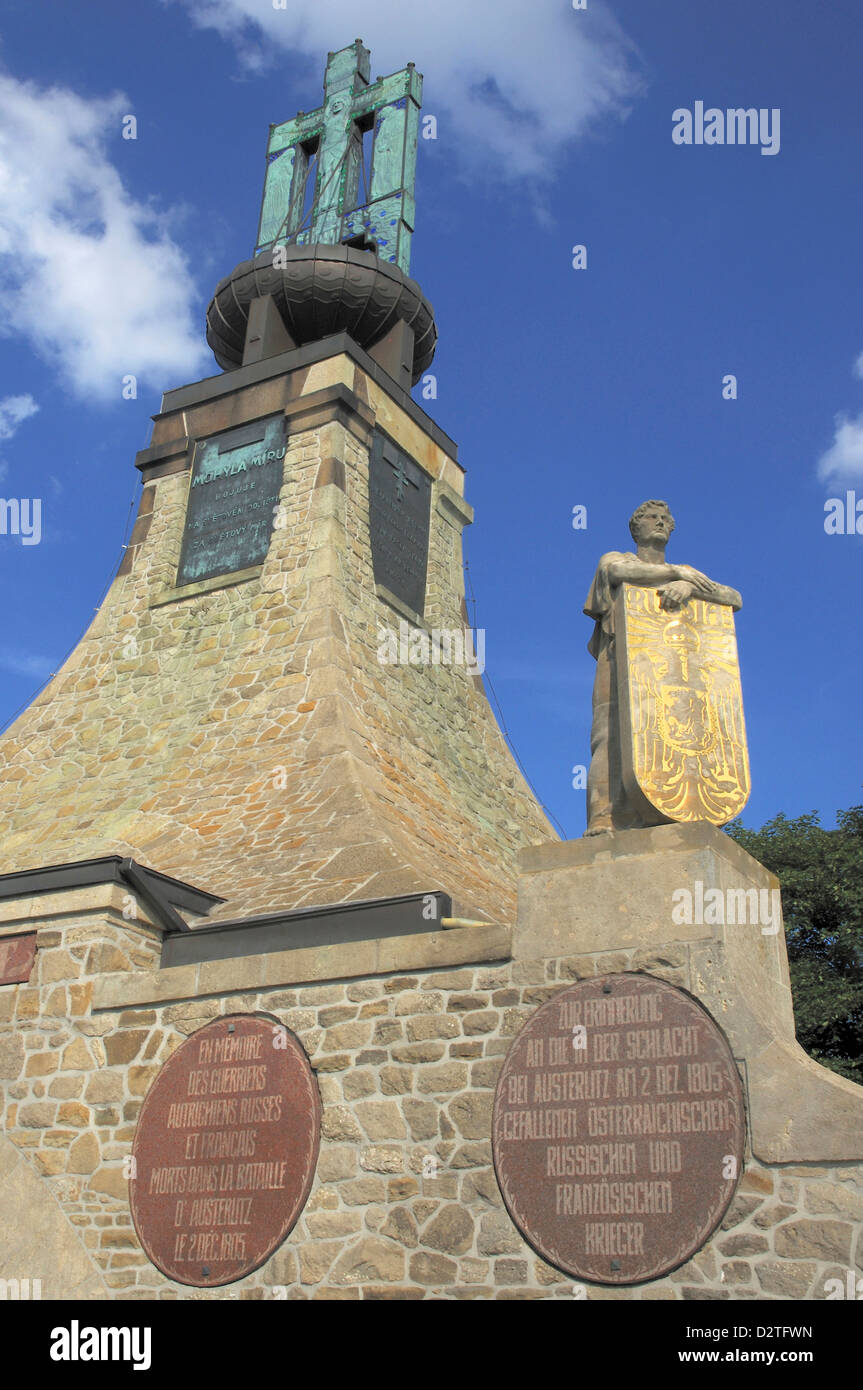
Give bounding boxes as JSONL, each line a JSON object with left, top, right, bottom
{"left": 615, "top": 585, "right": 750, "bottom": 824}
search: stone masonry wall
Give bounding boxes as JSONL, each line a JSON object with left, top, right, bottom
{"left": 0, "top": 352, "right": 552, "bottom": 926}
{"left": 1, "top": 910, "right": 860, "bottom": 1301}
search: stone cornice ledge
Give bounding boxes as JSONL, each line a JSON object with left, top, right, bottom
{"left": 434, "top": 483, "right": 473, "bottom": 530}
{"left": 92, "top": 923, "right": 511, "bottom": 1011}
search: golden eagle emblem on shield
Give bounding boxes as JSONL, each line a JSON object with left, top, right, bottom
{"left": 615, "top": 586, "right": 750, "bottom": 823}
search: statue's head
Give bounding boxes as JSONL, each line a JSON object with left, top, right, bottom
{"left": 629, "top": 499, "right": 675, "bottom": 545}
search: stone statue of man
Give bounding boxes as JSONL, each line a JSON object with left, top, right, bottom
{"left": 583, "top": 500, "right": 742, "bottom": 835}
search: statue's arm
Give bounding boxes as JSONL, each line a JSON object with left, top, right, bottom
{"left": 605, "top": 556, "right": 680, "bottom": 586}
{"left": 593, "top": 555, "right": 742, "bottom": 612}
{"left": 711, "top": 583, "right": 742, "bottom": 610}
{"left": 675, "top": 566, "right": 742, "bottom": 610}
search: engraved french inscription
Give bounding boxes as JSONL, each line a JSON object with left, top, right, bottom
{"left": 130, "top": 1014, "right": 320, "bottom": 1287}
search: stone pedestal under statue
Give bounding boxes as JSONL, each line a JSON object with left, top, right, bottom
{"left": 516, "top": 823, "right": 863, "bottom": 1165}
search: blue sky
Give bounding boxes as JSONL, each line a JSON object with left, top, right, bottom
{"left": 0, "top": 0, "right": 861, "bottom": 840}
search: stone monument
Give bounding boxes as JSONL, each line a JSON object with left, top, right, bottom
{"left": 0, "top": 44, "right": 861, "bottom": 1303}
{"left": 0, "top": 39, "right": 550, "bottom": 930}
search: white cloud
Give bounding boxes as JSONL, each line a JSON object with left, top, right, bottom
{"left": 169, "top": 0, "right": 643, "bottom": 181}
{"left": 0, "top": 393, "right": 38, "bottom": 440}
{"left": 0, "top": 646, "right": 55, "bottom": 679}
{"left": 817, "top": 352, "right": 863, "bottom": 485}
{"left": 817, "top": 413, "right": 863, "bottom": 485}
{"left": 0, "top": 73, "right": 209, "bottom": 401}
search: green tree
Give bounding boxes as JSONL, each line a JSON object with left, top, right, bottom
{"left": 726, "top": 804, "right": 863, "bottom": 1084}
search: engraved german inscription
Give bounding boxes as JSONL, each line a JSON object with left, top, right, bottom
{"left": 492, "top": 974, "right": 744, "bottom": 1285}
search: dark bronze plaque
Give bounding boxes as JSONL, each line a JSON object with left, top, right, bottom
{"left": 176, "top": 417, "right": 286, "bottom": 587}
{"left": 130, "top": 1013, "right": 320, "bottom": 1287}
{"left": 493, "top": 974, "right": 744, "bottom": 1285}
{"left": 0, "top": 932, "right": 36, "bottom": 985}
{"left": 368, "top": 429, "right": 431, "bottom": 616}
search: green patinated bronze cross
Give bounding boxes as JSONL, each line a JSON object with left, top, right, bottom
{"left": 256, "top": 39, "right": 422, "bottom": 274}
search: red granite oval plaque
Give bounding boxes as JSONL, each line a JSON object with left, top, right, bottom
{"left": 492, "top": 974, "right": 744, "bottom": 1285}
{"left": 130, "top": 1013, "right": 320, "bottom": 1287}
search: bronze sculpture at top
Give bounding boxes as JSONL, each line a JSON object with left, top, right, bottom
{"left": 255, "top": 38, "right": 420, "bottom": 273}
{"left": 205, "top": 39, "right": 436, "bottom": 392}
{"left": 584, "top": 500, "right": 750, "bottom": 834}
